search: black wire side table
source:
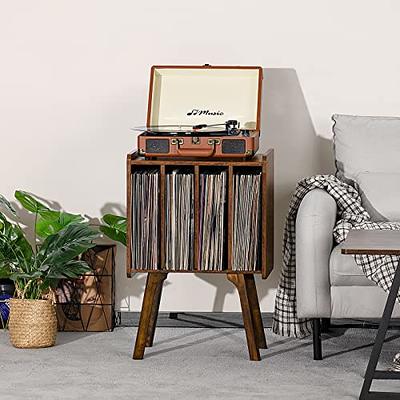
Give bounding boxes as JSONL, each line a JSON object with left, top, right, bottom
{"left": 56, "top": 244, "right": 116, "bottom": 332}
{"left": 342, "top": 230, "right": 400, "bottom": 400}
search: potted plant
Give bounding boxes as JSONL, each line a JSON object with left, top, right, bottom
{"left": 0, "top": 191, "right": 98, "bottom": 348}
{"left": 0, "top": 278, "right": 14, "bottom": 328}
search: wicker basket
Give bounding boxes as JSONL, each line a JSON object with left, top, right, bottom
{"left": 8, "top": 299, "right": 57, "bottom": 348}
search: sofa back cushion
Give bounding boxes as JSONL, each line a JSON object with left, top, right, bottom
{"left": 357, "top": 172, "right": 400, "bottom": 221}
{"left": 332, "top": 114, "right": 400, "bottom": 221}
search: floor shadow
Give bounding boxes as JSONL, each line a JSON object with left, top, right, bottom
{"left": 265, "top": 339, "right": 314, "bottom": 359}
{"left": 56, "top": 331, "right": 99, "bottom": 346}
{"left": 147, "top": 328, "right": 334, "bottom": 360}
{"left": 152, "top": 326, "right": 243, "bottom": 347}
{"left": 154, "top": 328, "right": 213, "bottom": 346}
{"left": 169, "top": 312, "right": 244, "bottom": 328}
{"left": 323, "top": 333, "right": 400, "bottom": 360}
{"left": 145, "top": 328, "right": 239, "bottom": 358}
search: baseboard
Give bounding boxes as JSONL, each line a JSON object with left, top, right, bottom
{"left": 118, "top": 312, "right": 273, "bottom": 328}
{"left": 116, "top": 313, "right": 400, "bottom": 329}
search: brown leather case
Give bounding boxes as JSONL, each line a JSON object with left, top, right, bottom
{"left": 137, "top": 65, "right": 263, "bottom": 159}
{"left": 138, "top": 132, "right": 259, "bottom": 158}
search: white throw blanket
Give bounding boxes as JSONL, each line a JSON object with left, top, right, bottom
{"left": 272, "top": 175, "right": 400, "bottom": 338}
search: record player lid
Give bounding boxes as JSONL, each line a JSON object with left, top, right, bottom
{"left": 147, "top": 65, "right": 263, "bottom": 132}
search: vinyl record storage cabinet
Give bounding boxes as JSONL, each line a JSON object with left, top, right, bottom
{"left": 126, "top": 150, "right": 274, "bottom": 361}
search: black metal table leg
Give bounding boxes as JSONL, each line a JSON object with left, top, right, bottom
{"left": 312, "top": 319, "right": 322, "bottom": 360}
{"left": 359, "top": 265, "right": 400, "bottom": 400}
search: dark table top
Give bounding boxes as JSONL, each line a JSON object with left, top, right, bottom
{"left": 341, "top": 230, "right": 400, "bottom": 256}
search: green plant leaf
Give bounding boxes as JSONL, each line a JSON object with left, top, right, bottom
{"left": 0, "top": 212, "right": 7, "bottom": 231}
{"left": 9, "top": 270, "right": 42, "bottom": 281}
{"left": 99, "top": 225, "right": 126, "bottom": 245}
{"left": 100, "top": 214, "right": 127, "bottom": 245}
{"left": 15, "top": 190, "right": 49, "bottom": 213}
{"left": 0, "top": 263, "right": 11, "bottom": 279}
{"left": 59, "top": 212, "right": 83, "bottom": 225}
{"left": 41, "top": 260, "right": 91, "bottom": 290}
{"left": 36, "top": 211, "right": 84, "bottom": 238}
{"left": 0, "top": 194, "right": 17, "bottom": 217}
{"left": 38, "top": 223, "right": 98, "bottom": 267}
{"left": 102, "top": 214, "right": 126, "bottom": 226}
{"left": 2, "top": 192, "right": 97, "bottom": 299}
{"left": 14, "top": 190, "right": 85, "bottom": 239}
{"left": 0, "top": 218, "right": 33, "bottom": 268}
{"left": 36, "top": 218, "right": 63, "bottom": 238}
{"left": 46, "top": 260, "right": 91, "bottom": 280}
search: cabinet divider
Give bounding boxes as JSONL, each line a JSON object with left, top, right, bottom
{"left": 264, "top": 150, "right": 274, "bottom": 279}
{"left": 227, "top": 166, "right": 233, "bottom": 271}
{"left": 126, "top": 155, "right": 133, "bottom": 277}
{"left": 194, "top": 166, "right": 200, "bottom": 271}
{"left": 160, "top": 165, "right": 166, "bottom": 270}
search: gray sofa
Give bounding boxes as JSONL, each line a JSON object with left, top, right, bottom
{"left": 295, "top": 114, "right": 400, "bottom": 359}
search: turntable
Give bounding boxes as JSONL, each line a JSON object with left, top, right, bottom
{"left": 136, "top": 65, "right": 263, "bottom": 158}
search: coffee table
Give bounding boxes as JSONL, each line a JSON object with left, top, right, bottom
{"left": 342, "top": 230, "right": 400, "bottom": 400}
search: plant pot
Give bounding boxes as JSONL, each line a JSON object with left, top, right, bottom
{"left": 0, "top": 279, "right": 15, "bottom": 296}
{"left": 0, "top": 279, "right": 15, "bottom": 327}
{"left": 8, "top": 299, "right": 57, "bottom": 348}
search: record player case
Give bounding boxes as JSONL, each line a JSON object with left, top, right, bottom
{"left": 126, "top": 150, "right": 274, "bottom": 361}
{"left": 137, "top": 65, "right": 263, "bottom": 158}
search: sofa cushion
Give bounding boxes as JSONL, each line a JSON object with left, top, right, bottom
{"left": 331, "top": 286, "right": 400, "bottom": 318}
{"left": 329, "top": 243, "right": 376, "bottom": 287}
{"left": 332, "top": 114, "right": 400, "bottom": 221}
{"left": 357, "top": 172, "right": 400, "bottom": 221}
{"left": 332, "top": 114, "right": 400, "bottom": 184}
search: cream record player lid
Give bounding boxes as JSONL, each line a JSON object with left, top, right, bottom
{"left": 147, "top": 65, "right": 263, "bottom": 132}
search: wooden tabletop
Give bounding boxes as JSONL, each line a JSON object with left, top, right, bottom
{"left": 341, "top": 230, "right": 400, "bottom": 256}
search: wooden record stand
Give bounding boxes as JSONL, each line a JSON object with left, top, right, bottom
{"left": 127, "top": 150, "right": 274, "bottom": 361}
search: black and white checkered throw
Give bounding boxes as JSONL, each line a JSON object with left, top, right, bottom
{"left": 272, "top": 175, "right": 400, "bottom": 338}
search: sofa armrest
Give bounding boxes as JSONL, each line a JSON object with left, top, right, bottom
{"left": 296, "top": 189, "right": 337, "bottom": 318}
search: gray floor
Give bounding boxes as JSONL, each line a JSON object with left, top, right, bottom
{"left": 0, "top": 327, "right": 399, "bottom": 400}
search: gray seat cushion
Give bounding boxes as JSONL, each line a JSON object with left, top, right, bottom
{"left": 329, "top": 243, "right": 376, "bottom": 287}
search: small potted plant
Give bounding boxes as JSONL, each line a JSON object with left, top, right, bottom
{"left": 0, "top": 191, "right": 98, "bottom": 348}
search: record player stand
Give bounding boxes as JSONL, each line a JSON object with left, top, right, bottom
{"left": 128, "top": 151, "right": 274, "bottom": 361}
{"left": 132, "top": 272, "right": 266, "bottom": 361}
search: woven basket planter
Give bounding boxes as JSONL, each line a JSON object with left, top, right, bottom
{"left": 8, "top": 299, "right": 57, "bottom": 348}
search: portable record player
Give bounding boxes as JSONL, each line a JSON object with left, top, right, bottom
{"left": 136, "top": 65, "right": 263, "bottom": 158}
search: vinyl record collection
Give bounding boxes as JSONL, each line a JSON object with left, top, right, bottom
{"left": 199, "top": 170, "right": 227, "bottom": 271}
{"left": 232, "top": 172, "right": 262, "bottom": 271}
{"left": 130, "top": 168, "right": 261, "bottom": 271}
{"left": 165, "top": 169, "right": 194, "bottom": 270}
{"left": 131, "top": 169, "right": 159, "bottom": 270}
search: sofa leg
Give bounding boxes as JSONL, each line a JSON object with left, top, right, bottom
{"left": 312, "top": 319, "right": 322, "bottom": 360}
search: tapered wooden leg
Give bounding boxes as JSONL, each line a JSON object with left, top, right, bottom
{"left": 133, "top": 273, "right": 167, "bottom": 359}
{"left": 227, "top": 273, "right": 261, "bottom": 361}
{"left": 244, "top": 275, "right": 267, "bottom": 349}
{"left": 146, "top": 273, "right": 167, "bottom": 347}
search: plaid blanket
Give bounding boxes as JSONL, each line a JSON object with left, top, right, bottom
{"left": 272, "top": 175, "right": 400, "bottom": 338}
